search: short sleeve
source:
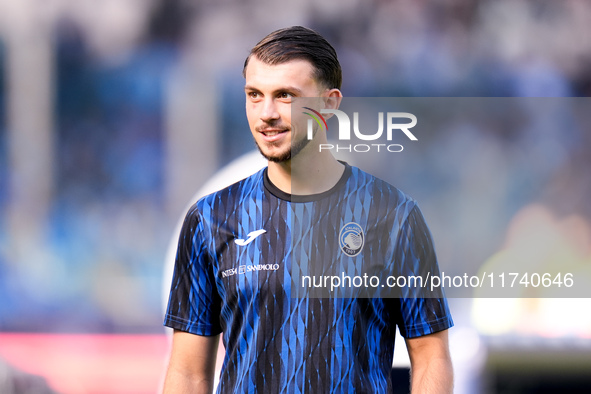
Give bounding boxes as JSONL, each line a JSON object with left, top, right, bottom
{"left": 164, "top": 205, "right": 222, "bottom": 336}
{"left": 393, "top": 205, "right": 454, "bottom": 338}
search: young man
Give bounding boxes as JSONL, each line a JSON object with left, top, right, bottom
{"left": 163, "top": 26, "right": 453, "bottom": 393}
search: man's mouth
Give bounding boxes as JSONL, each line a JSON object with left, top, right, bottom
{"left": 260, "top": 129, "right": 288, "bottom": 136}
{"left": 259, "top": 128, "right": 290, "bottom": 141}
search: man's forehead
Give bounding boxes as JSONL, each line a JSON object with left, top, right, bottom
{"left": 244, "top": 57, "right": 316, "bottom": 81}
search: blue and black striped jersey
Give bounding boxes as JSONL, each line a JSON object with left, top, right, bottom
{"left": 165, "top": 163, "right": 453, "bottom": 393}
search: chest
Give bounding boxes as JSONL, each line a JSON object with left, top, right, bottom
{"left": 208, "top": 197, "right": 399, "bottom": 304}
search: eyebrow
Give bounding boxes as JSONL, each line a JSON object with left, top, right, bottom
{"left": 244, "top": 85, "right": 304, "bottom": 95}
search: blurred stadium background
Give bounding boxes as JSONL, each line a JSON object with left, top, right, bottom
{"left": 0, "top": 0, "right": 590, "bottom": 392}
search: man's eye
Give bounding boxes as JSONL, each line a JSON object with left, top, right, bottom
{"left": 249, "top": 92, "right": 259, "bottom": 98}
{"left": 280, "top": 92, "right": 292, "bottom": 99}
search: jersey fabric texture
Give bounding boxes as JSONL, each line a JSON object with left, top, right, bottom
{"left": 164, "top": 163, "right": 453, "bottom": 393}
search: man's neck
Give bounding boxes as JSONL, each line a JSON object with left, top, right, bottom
{"left": 267, "top": 153, "right": 345, "bottom": 196}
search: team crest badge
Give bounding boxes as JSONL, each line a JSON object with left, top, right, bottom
{"left": 339, "top": 222, "right": 364, "bottom": 257}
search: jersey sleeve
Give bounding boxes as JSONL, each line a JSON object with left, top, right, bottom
{"left": 393, "top": 204, "right": 454, "bottom": 338}
{"left": 164, "top": 205, "right": 222, "bottom": 336}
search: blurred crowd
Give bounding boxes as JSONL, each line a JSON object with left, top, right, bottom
{"left": 0, "top": 0, "right": 590, "bottom": 333}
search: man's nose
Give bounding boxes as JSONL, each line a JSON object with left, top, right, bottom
{"left": 260, "top": 98, "right": 279, "bottom": 122}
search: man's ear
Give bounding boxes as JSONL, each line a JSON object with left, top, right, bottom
{"left": 322, "top": 89, "right": 343, "bottom": 118}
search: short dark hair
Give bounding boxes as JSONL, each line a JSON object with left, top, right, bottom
{"left": 243, "top": 26, "right": 342, "bottom": 90}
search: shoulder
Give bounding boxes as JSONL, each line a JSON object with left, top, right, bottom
{"left": 187, "top": 167, "right": 267, "bottom": 218}
{"left": 347, "top": 165, "right": 418, "bottom": 212}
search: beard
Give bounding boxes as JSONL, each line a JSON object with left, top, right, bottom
{"left": 255, "top": 121, "right": 316, "bottom": 163}
{"left": 256, "top": 132, "right": 311, "bottom": 163}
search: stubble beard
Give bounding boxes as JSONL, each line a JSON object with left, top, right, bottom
{"left": 255, "top": 128, "right": 312, "bottom": 163}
